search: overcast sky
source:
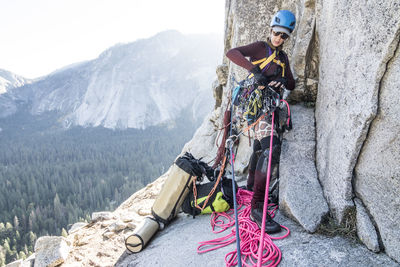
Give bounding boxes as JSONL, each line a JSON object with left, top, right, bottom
{"left": 0, "top": 0, "right": 225, "bottom": 79}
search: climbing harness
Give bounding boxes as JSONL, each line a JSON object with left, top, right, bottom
{"left": 197, "top": 103, "right": 291, "bottom": 266}
{"left": 231, "top": 87, "right": 291, "bottom": 143}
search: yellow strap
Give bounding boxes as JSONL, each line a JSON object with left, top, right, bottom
{"left": 248, "top": 50, "right": 277, "bottom": 78}
{"left": 252, "top": 57, "right": 270, "bottom": 65}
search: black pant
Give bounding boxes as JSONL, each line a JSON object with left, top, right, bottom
{"left": 249, "top": 136, "right": 281, "bottom": 209}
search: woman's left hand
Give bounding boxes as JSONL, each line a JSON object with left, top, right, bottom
{"left": 268, "top": 77, "right": 287, "bottom": 90}
{"left": 268, "top": 80, "right": 283, "bottom": 89}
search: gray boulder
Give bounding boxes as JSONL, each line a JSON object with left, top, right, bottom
{"left": 34, "top": 236, "right": 70, "bottom": 267}
{"left": 283, "top": 104, "right": 316, "bottom": 143}
{"left": 354, "top": 198, "right": 380, "bottom": 252}
{"left": 280, "top": 105, "right": 329, "bottom": 232}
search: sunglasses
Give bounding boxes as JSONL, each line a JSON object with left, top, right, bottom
{"left": 272, "top": 31, "right": 289, "bottom": 40}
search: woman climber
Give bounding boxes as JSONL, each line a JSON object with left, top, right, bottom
{"left": 226, "top": 10, "right": 296, "bottom": 234}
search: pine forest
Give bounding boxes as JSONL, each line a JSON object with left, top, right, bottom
{"left": 0, "top": 111, "right": 197, "bottom": 265}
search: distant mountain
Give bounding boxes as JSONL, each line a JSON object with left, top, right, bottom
{"left": 0, "top": 31, "right": 223, "bottom": 128}
{"left": 0, "top": 69, "right": 31, "bottom": 119}
{"left": 0, "top": 69, "right": 29, "bottom": 94}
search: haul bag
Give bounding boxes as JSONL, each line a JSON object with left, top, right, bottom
{"left": 151, "top": 152, "right": 212, "bottom": 225}
{"left": 151, "top": 162, "right": 192, "bottom": 224}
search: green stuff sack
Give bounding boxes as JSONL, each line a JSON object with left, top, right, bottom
{"left": 182, "top": 177, "right": 238, "bottom": 218}
{"left": 198, "top": 192, "right": 230, "bottom": 214}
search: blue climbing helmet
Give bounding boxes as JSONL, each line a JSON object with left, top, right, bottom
{"left": 270, "top": 10, "right": 296, "bottom": 33}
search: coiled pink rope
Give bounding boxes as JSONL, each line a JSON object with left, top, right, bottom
{"left": 197, "top": 189, "right": 290, "bottom": 266}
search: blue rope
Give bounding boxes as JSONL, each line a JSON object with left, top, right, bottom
{"left": 229, "top": 90, "right": 242, "bottom": 267}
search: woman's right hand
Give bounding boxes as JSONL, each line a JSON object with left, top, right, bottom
{"left": 250, "top": 66, "right": 268, "bottom": 86}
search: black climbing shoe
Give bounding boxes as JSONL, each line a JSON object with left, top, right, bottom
{"left": 250, "top": 207, "right": 281, "bottom": 234}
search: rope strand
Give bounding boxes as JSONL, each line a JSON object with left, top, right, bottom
{"left": 197, "top": 189, "right": 289, "bottom": 266}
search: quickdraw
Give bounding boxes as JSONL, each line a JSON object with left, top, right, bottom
{"left": 242, "top": 88, "right": 263, "bottom": 119}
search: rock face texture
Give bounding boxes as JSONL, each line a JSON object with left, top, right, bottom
{"left": 315, "top": 0, "right": 400, "bottom": 226}
{"left": 62, "top": 173, "right": 167, "bottom": 267}
{"left": 354, "top": 39, "right": 400, "bottom": 261}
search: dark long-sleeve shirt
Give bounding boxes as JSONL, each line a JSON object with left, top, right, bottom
{"left": 226, "top": 40, "right": 295, "bottom": 90}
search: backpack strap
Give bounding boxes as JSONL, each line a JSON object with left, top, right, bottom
{"left": 248, "top": 50, "right": 286, "bottom": 79}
